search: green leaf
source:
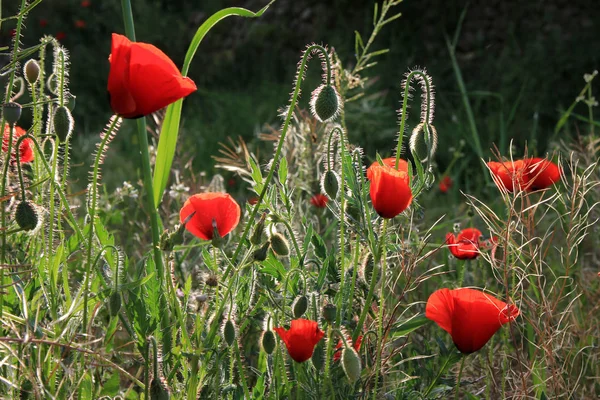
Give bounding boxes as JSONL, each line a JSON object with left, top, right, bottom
{"left": 99, "top": 372, "right": 120, "bottom": 397}
{"left": 278, "top": 157, "right": 288, "bottom": 185}
{"left": 153, "top": 2, "right": 275, "bottom": 206}
{"left": 390, "top": 313, "right": 430, "bottom": 338}
{"left": 79, "top": 373, "right": 93, "bottom": 400}
{"left": 354, "top": 31, "right": 364, "bottom": 59}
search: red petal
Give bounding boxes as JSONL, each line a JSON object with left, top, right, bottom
{"left": 525, "top": 158, "right": 560, "bottom": 191}
{"left": 179, "top": 193, "right": 241, "bottom": 241}
{"left": 368, "top": 165, "right": 412, "bottom": 219}
{"left": 108, "top": 34, "right": 136, "bottom": 117}
{"left": 275, "top": 319, "right": 324, "bottom": 363}
{"left": 367, "top": 158, "right": 409, "bottom": 182}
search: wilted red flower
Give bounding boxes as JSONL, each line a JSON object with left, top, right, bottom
{"left": 55, "top": 32, "right": 66, "bottom": 41}
{"left": 274, "top": 319, "right": 325, "bottom": 363}
{"left": 367, "top": 164, "right": 412, "bottom": 219}
{"left": 107, "top": 33, "right": 196, "bottom": 119}
{"left": 179, "top": 193, "right": 241, "bottom": 241}
{"left": 2, "top": 124, "right": 34, "bottom": 164}
{"left": 446, "top": 228, "right": 482, "bottom": 260}
{"left": 310, "top": 193, "right": 328, "bottom": 208}
{"left": 426, "top": 288, "right": 519, "bottom": 353}
{"left": 525, "top": 158, "right": 560, "bottom": 191}
{"left": 439, "top": 176, "right": 452, "bottom": 193}
{"left": 39, "top": 19, "right": 48, "bottom": 28}
{"left": 487, "top": 160, "right": 528, "bottom": 192}
{"left": 366, "top": 157, "right": 409, "bottom": 182}
{"left": 75, "top": 20, "right": 86, "bottom": 29}
{"left": 333, "top": 335, "right": 363, "bottom": 362}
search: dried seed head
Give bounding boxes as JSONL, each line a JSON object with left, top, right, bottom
{"left": 341, "top": 346, "right": 361, "bottom": 382}
{"left": 261, "top": 330, "right": 276, "bottom": 354}
{"left": 292, "top": 295, "right": 309, "bottom": 318}
{"left": 270, "top": 233, "right": 290, "bottom": 257}
{"left": 321, "top": 170, "right": 340, "bottom": 199}
{"left": 205, "top": 273, "right": 218, "bottom": 288}
{"left": 53, "top": 105, "right": 74, "bottom": 143}
{"left": 24, "top": 59, "right": 40, "bottom": 85}
{"left": 15, "top": 201, "right": 39, "bottom": 231}
{"left": 3, "top": 102, "right": 22, "bottom": 125}
{"left": 310, "top": 84, "right": 341, "bottom": 122}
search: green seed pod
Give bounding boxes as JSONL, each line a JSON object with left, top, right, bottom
{"left": 223, "top": 319, "right": 236, "bottom": 346}
{"left": 53, "top": 105, "right": 73, "bottom": 143}
{"left": 310, "top": 84, "right": 340, "bottom": 122}
{"left": 149, "top": 378, "right": 171, "bottom": 400}
{"left": 108, "top": 292, "right": 121, "bottom": 317}
{"left": 252, "top": 241, "right": 270, "bottom": 262}
{"left": 3, "top": 102, "right": 22, "bottom": 125}
{"left": 270, "top": 233, "right": 290, "bottom": 257}
{"left": 250, "top": 213, "right": 267, "bottom": 245}
{"left": 15, "top": 201, "right": 38, "bottom": 231}
{"left": 341, "top": 346, "right": 362, "bottom": 382}
{"left": 24, "top": 59, "right": 40, "bottom": 85}
{"left": 261, "top": 330, "right": 276, "bottom": 354}
{"left": 322, "top": 303, "right": 337, "bottom": 324}
{"left": 311, "top": 340, "right": 325, "bottom": 370}
{"left": 292, "top": 295, "right": 309, "bottom": 318}
{"left": 321, "top": 170, "right": 340, "bottom": 199}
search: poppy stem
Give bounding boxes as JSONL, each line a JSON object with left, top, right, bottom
{"left": 455, "top": 354, "right": 467, "bottom": 400}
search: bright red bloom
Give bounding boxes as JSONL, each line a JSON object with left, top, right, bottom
{"left": 310, "top": 193, "right": 328, "bottom": 208}
{"left": 439, "top": 176, "right": 452, "bottom": 193}
{"left": 445, "top": 228, "right": 482, "bottom": 260}
{"left": 2, "top": 124, "right": 34, "bottom": 164}
{"left": 179, "top": 193, "right": 241, "bottom": 241}
{"left": 525, "top": 158, "right": 560, "bottom": 191}
{"left": 55, "top": 32, "right": 66, "bottom": 41}
{"left": 488, "top": 158, "right": 560, "bottom": 193}
{"left": 333, "top": 335, "right": 363, "bottom": 362}
{"left": 107, "top": 33, "right": 197, "bottom": 119}
{"left": 487, "top": 160, "right": 528, "bottom": 192}
{"left": 367, "top": 164, "right": 412, "bottom": 219}
{"left": 274, "top": 319, "right": 325, "bottom": 363}
{"left": 75, "top": 20, "right": 86, "bottom": 29}
{"left": 366, "top": 157, "right": 410, "bottom": 182}
{"left": 426, "top": 288, "right": 519, "bottom": 353}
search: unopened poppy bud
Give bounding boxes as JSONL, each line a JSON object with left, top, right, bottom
{"left": 222, "top": 319, "right": 237, "bottom": 346}
{"left": 310, "top": 84, "right": 341, "bottom": 122}
{"left": 261, "top": 330, "right": 276, "bottom": 354}
{"left": 321, "top": 170, "right": 340, "bottom": 199}
{"left": 15, "top": 201, "right": 39, "bottom": 231}
{"left": 253, "top": 241, "right": 270, "bottom": 262}
{"left": 108, "top": 292, "right": 121, "bottom": 317}
{"left": 24, "top": 59, "right": 40, "bottom": 85}
{"left": 53, "top": 106, "right": 74, "bottom": 143}
{"left": 311, "top": 341, "right": 325, "bottom": 370}
{"left": 3, "top": 102, "right": 22, "bottom": 125}
{"left": 67, "top": 94, "right": 76, "bottom": 112}
{"left": 270, "top": 233, "right": 290, "bottom": 256}
{"left": 250, "top": 212, "right": 267, "bottom": 245}
{"left": 341, "top": 346, "right": 362, "bottom": 382}
{"left": 149, "top": 378, "right": 171, "bottom": 399}
{"left": 322, "top": 303, "right": 337, "bottom": 323}
{"left": 292, "top": 295, "right": 308, "bottom": 318}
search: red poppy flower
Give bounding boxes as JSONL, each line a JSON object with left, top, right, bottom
{"left": 107, "top": 33, "right": 197, "bottom": 119}
{"left": 179, "top": 193, "right": 241, "bottom": 241}
{"left": 525, "top": 158, "right": 560, "bottom": 191}
{"left": 367, "top": 164, "right": 412, "bottom": 219}
{"left": 310, "top": 193, "right": 328, "bottom": 208}
{"left": 55, "top": 32, "right": 66, "bottom": 41}
{"left": 274, "top": 319, "right": 325, "bottom": 363}
{"left": 75, "top": 20, "right": 86, "bottom": 29}
{"left": 439, "top": 176, "right": 452, "bottom": 193}
{"left": 2, "top": 124, "right": 34, "bottom": 164}
{"left": 39, "top": 19, "right": 48, "bottom": 28}
{"left": 426, "top": 288, "right": 519, "bottom": 353}
{"left": 487, "top": 160, "right": 529, "bottom": 192}
{"left": 445, "top": 228, "right": 482, "bottom": 260}
{"left": 366, "top": 157, "right": 410, "bottom": 182}
{"left": 333, "top": 335, "right": 363, "bottom": 362}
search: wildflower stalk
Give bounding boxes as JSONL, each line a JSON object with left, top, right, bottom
{"left": 323, "top": 324, "right": 335, "bottom": 396}
{"left": 372, "top": 219, "right": 389, "bottom": 399}
{"left": 0, "top": 123, "right": 15, "bottom": 318}
{"left": 455, "top": 354, "right": 467, "bottom": 400}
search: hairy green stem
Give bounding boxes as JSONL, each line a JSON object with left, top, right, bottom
{"left": 372, "top": 219, "right": 389, "bottom": 399}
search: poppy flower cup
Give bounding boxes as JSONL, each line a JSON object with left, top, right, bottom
{"left": 367, "top": 163, "right": 412, "bottom": 219}
{"left": 2, "top": 124, "right": 34, "bottom": 164}
{"left": 274, "top": 319, "right": 325, "bottom": 363}
{"left": 426, "top": 288, "right": 519, "bottom": 354}
{"left": 525, "top": 158, "right": 560, "bottom": 191}
{"left": 366, "top": 157, "right": 410, "bottom": 182}
{"left": 108, "top": 33, "right": 197, "bottom": 119}
{"left": 446, "top": 228, "right": 483, "bottom": 260}
{"left": 486, "top": 160, "right": 529, "bottom": 192}
{"left": 179, "top": 193, "right": 241, "bottom": 241}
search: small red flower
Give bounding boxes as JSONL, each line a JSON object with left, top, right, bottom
{"left": 55, "top": 32, "right": 66, "bottom": 41}
{"left": 75, "top": 20, "right": 86, "bottom": 29}
{"left": 179, "top": 193, "right": 241, "bottom": 241}
{"left": 310, "top": 193, "right": 328, "bottom": 208}
{"left": 107, "top": 33, "right": 197, "bottom": 119}
{"left": 366, "top": 157, "right": 410, "bottom": 182}
{"left": 525, "top": 158, "right": 560, "bottom": 191}
{"left": 488, "top": 158, "right": 560, "bottom": 193}
{"left": 81, "top": 0, "right": 91, "bottom": 7}
{"left": 39, "top": 19, "right": 48, "bottom": 28}
{"left": 2, "top": 124, "right": 34, "bottom": 164}
{"left": 367, "top": 163, "right": 412, "bottom": 219}
{"left": 333, "top": 335, "right": 363, "bottom": 362}
{"left": 426, "top": 288, "right": 519, "bottom": 353}
{"left": 445, "top": 228, "right": 482, "bottom": 260}
{"left": 439, "top": 176, "right": 452, "bottom": 193}
{"left": 487, "top": 160, "right": 528, "bottom": 192}
{"left": 274, "top": 319, "right": 325, "bottom": 363}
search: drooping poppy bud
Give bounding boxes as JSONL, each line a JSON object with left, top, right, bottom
{"left": 179, "top": 193, "right": 240, "bottom": 241}
{"left": 341, "top": 346, "right": 362, "bottom": 382}
{"left": 270, "top": 233, "right": 290, "bottom": 256}
{"left": 2, "top": 124, "right": 34, "bottom": 164}
{"left": 333, "top": 335, "right": 363, "bottom": 362}
{"left": 108, "top": 292, "right": 122, "bottom": 317}
{"left": 321, "top": 169, "right": 340, "bottom": 199}
{"left": 524, "top": 158, "right": 560, "bottom": 191}
{"left": 274, "top": 319, "right": 325, "bottom": 363}
{"left": 292, "top": 295, "right": 308, "bottom": 318}
{"left": 107, "top": 33, "right": 197, "bottom": 119}
{"left": 367, "top": 164, "right": 412, "bottom": 219}
{"left": 222, "top": 319, "right": 237, "bottom": 347}
{"left": 310, "top": 193, "right": 329, "bottom": 208}
{"left": 310, "top": 84, "right": 341, "bottom": 122}
{"left": 445, "top": 228, "right": 483, "bottom": 260}
{"left": 53, "top": 106, "right": 74, "bottom": 143}
{"left": 322, "top": 303, "right": 337, "bottom": 324}
{"left": 425, "top": 288, "right": 519, "bottom": 353}
{"left": 252, "top": 241, "right": 270, "bottom": 262}
{"left": 3, "top": 102, "right": 22, "bottom": 125}
{"left": 261, "top": 330, "right": 277, "bottom": 354}
{"left": 15, "top": 201, "right": 39, "bottom": 231}
{"left": 250, "top": 212, "right": 267, "bottom": 245}
{"left": 24, "top": 59, "right": 40, "bottom": 85}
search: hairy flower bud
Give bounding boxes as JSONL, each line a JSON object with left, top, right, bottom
{"left": 253, "top": 241, "right": 270, "bottom": 262}
{"left": 250, "top": 212, "right": 267, "bottom": 245}
{"left": 322, "top": 303, "right": 337, "bottom": 324}
{"left": 15, "top": 201, "right": 39, "bottom": 231}
{"left": 321, "top": 170, "right": 340, "bottom": 199}
{"left": 261, "top": 330, "right": 276, "bottom": 354}
{"left": 270, "top": 233, "right": 290, "bottom": 257}
{"left": 312, "top": 341, "right": 325, "bottom": 370}
{"left": 292, "top": 295, "right": 308, "bottom": 318}
{"left": 341, "top": 346, "right": 362, "bottom": 382}
{"left": 108, "top": 292, "right": 122, "bottom": 317}
{"left": 53, "top": 105, "right": 74, "bottom": 143}
{"left": 223, "top": 319, "right": 237, "bottom": 346}
{"left": 310, "top": 84, "right": 341, "bottom": 122}
{"left": 24, "top": 59, "right": 40, "bottom": 85}
{"left": 3, "top": 102, "right": 22, "bottom": 125}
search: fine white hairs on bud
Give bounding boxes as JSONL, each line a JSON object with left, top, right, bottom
{"left": 310, "top": 84, "right": 342, "bottom": 122}
{"left": 409, "top": 122, "right": 438, "bottom": 163}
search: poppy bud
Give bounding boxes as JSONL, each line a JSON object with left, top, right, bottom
{"left": 341, "top": 346, "right": 362, "bottom": 382}
{"left": 292, "top": 295, "right": 308, "bottom": 318}
{"left": 250, "top": 213, "right": 267, "bottom": 245}
{"left": 53, "top": 106, "right": 74, "bottom": 143}
{"left": 67, "top": 94, "right": 77, "bottom": 112}
{"left": 222, "top": 319, "right": 237, "bottom": 346}
{"left": 24, "top": 59, "right": 40, "bottom": 85}
{"left": 253, "top": 241, "right": 270, "bottom": 262}
{"left": 322, "top": 303, "right": 336, "bottom": 324}
{"left": 15, "top": 201, "right": 39, "bottom": 231}
{"left": 261, "top": 330, "right": 276, "bottom": 354}
{"left": 321, "top": 170, "right": 340, "bottom": 199}
{"left": 310, "top": 84, "right": 341, "bottom": 122}
{"left": 270, "top": 233, "right": 290, "bottom": 257}
{"left": 311, "top": 341, "right": 325, "bottom": 370}
{"left": 3, "top": 102, "right": 22, "bottom": 125}
{"left": 149, "top": 378, "right": 171, "bottom": 399}
{"left": 108, "top": 292, "right": 121, "bottom": 317}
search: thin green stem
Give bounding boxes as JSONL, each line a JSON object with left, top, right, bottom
{"left": 372, "top": 219, "right": 388, "bottom": 400}
{"left": 455, "top": 355, "right": 467, "bottom": 400}
{"left": 0, "top": 123, "right": 15, "bottom": 319}
{"left": 424, "top": 354, "right": 452, "bottom": 397}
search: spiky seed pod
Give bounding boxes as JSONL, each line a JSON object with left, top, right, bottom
{"left": 322, "top": 303, "right": 337, "bottom": 324}
{"left": 15, "top": 201, "right": 39, "bottom": 231}
{"left": 310, "top": 84, "right": 341, "bottom": 122}
{"left": 270, "top": 233, "right": 290, "bottom": 257}
{"left": 24, "top": 60, "right": 40, "bottom": 85}
{"left": 292, "top": 295, "right": 309, "bottom": 318}
{"left": 108, "top": 292, "right": 122, "bottom": 317}
{"left": 341, "top": 346, "right": 362, "bottom": 382}
{"left": 250, "top": 213, "right": 267, "bottom": 245}
{"left": 53, "top": 105, "right": 74, "bottom": 143}
{"left": 311, "top": 341, "right": 325, "bottom": 370}
{"left": 253, "top": 241, "right": 270, "bottom": 262}
{"left": 149, "top": 378, "right": 171, "bottom": 400}
{"left": 3, "top": 102, "right": 22, "bottom": 125}
{"left": 321, "top": 170, "right": 340, "bottom": 199}
{"left": 222, "top": 319, "right": 237, "bottom": 346}
{"left": 409, "top": 122, "right": 438, "bottom": 163}
{"left": 261, "top": 330, "right": 276, "bottom": 354}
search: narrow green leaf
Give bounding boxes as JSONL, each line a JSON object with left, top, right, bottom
{"left": 354, "top": 31, "right": 364, "bottom": 59}
{"left": 79, "top": 373, "right": 93, "bottom": 400}
{"left": 390, "top": 313, "right": 430, "bottom": 338}
{"left": 278, "top": 157, "right": 288, "bottom": 185}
